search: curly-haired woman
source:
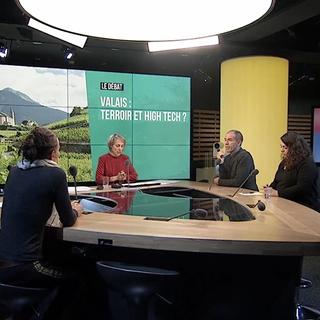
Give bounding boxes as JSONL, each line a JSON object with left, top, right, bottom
{"left": 0, "top": 127, "right": 83, "bottom": 284}
{"left": 264, "top": 131, "right": 320, "bottom": 212}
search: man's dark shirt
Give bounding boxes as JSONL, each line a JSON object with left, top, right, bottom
{"left": 218, "top": 147, "right": 258, "bottom": 191}
{"left": 0, "top": 166, "right": 76, "bottom": 262}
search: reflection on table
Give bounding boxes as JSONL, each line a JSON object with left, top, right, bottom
{"left": 80, "top": 186, "right": 255, "bottom": 222}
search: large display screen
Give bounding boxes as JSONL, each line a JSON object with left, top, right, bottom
{"left": 312, "top": 107, "right": 320, "bottom": 164}
{"left": 0, "top": 65, "right": 190, "bottom": 184}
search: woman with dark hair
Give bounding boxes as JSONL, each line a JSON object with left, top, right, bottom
{"left": 264, "top": 131, "right": 320, "bottom": 212}
{"left": 96, "top": 132, "right": 138, "bottom": 186}
{"left": 0, "top": 127, "right": 83, "bottom": 286}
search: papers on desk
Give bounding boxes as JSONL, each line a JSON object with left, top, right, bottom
{"left": 68, "top": 186, "right": 92, "bottom": 193}
{"left": 239, "top": 191, "right": 262, "bottom": 196}
{"left": 122, "top": 180, "right": 178, "bottom": 188}
{"left": 0, "top": 202, "right": 2, "bottom": 208}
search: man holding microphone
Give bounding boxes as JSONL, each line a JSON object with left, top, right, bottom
{"left": 213, "top": 130, "right": 258, "bottom": 191}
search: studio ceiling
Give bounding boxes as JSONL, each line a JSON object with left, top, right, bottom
{"left": 0, "top": 0, "right": 320, "bottom": 79}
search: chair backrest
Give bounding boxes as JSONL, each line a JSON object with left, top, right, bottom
{"left": 96, "top": 261, "right": 180, "bottom": 320}
{"left": 0, "top": 281, "right": 54, "bottom": 319}
{"left": 96, "top": 260, "right": 179, "bottom": 298}
{"left": 0, "top": 281, "right": 49, "bottom": 300}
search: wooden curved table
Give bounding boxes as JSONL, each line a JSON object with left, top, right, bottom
{"left": 60, "top": 181, "right": 320, "bottom": 319}
{"left": 3, "top": 180, "right": 320, "bottom": 319}
{"left": 62, "top": 180, "right": 320, "bottom": 256}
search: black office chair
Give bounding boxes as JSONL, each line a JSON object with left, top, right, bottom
{"left": 0, "top": 262, "right": 58, "bottom": 320}
{"left": 96, "top": 260, "right": 179, "bottom": 320}
{"left": 0, "top": 282, "right": 58, "bottom": 320}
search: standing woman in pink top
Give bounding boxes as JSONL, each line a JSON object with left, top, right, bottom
{"left": 95, "top": 133, "right": 138, "bottom": 186}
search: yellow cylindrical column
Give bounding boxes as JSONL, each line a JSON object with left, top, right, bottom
{"left": 220, "top": 56, "right": 288, "bottom": 188}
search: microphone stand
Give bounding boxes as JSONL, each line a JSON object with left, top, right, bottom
{"left": 247, "top": 200, "right": 266, "bottom": 211}
{"left": 73, "top": 176, "right": 78, "bottom": 200}
{"left": 208, "top": 158, "right": 221, "bottom": 191}
{"left": 230, "top": 169, "right": 259, "bottom": 197}
{"left": 121, "top": 159, "right": 130, "bottom": 188}
{"left": 144, "top": 208, "right": 208, "bottom": 222}
{"left": 69, "top": 166, "right": 78, "bottom": 200}
{"left": 127, "top": 161, "right": 130, "bottom": 187}
{"left": 125, "top": 159, "right": 130, "bottom": 212}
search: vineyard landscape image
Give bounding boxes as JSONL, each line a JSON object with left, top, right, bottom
{"left": 0, "top": 65, "right": 191, "bottom": 184}
{"left": 0, "top": 65, "right": 90, "bottom": 183}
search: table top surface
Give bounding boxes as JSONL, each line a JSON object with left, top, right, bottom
{"left": 2, "top": 180, "right": 320, "bottom": 255}
{"left": 58, "top": 181, "right": 320, "bottom": 256}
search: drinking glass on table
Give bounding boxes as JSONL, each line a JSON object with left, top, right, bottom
{"left": 264, "top": 186, "right": 272, "bottom": 199}
{"left": 103, "top": 176, "right": 110, "bottom": 189}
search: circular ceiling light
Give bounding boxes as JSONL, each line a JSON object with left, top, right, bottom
{"left": 17, "top": 0, "right": 274, "bottom": 42}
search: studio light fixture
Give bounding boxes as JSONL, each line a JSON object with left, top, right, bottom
{"left": 16, "top": 0, "right": 274, "bottom": 49}
{"left": 28, "top": 18, "right": 87, "bottom": 48}
{"left": 0, "top": 42, "right": 8, "bottom": 59}
{"left": 64, "top": 48, "right": 73, "bottom": 60}
{"left": 148, "top": 36, "right": 219, "bottom": 52}
{"left": 63, "top": 47, "right": 75, "bottom": 63}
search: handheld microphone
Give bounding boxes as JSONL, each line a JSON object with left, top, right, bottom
{"left": 247, "top": 200, "right": 266, "bottom": 211}
{"left": 213, "top": 142, "right": 224, "bottom": 151}
{"left": 144, "top": 208, "right": 208, "bottom": 222}
{"left": 230, "top": 169, "right": 259, "bottom": 198}
{"left": 213, "top": 142, "right": 224, "bottom": 163}
{"left": 69, "top": 165, "right": 78, "bottom": 200}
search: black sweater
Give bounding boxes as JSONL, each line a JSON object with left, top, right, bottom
{"left": 270, "top": 157, "right": 320, "bottom": 212}
{"left": 0, "top": 166, "right": 77, "bottom": 262}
